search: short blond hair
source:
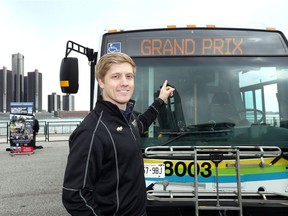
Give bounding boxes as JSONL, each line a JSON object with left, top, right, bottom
{"left": 95, "top": 52, "right": 136, "bottom": 81}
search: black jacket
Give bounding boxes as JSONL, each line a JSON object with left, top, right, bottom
{"left": 62, "top": 97, "right": 164, "bottom": 216}
{"left": 33, "top": 118, "right": 39, "bottom": 134}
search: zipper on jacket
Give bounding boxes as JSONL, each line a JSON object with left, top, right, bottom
{"left": 129, "top": 125, "right": 137, "bottom": 141}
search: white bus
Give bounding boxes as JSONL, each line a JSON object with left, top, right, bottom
{"left": 60, "top": 25, "right": 288, "bottom": 216}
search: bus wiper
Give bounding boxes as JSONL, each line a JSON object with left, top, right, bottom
{"left": 188, "top": 121, "right": 235, "bottom": 131}
{"left": 159, "top": 122, "right": 235, "bottom": 146}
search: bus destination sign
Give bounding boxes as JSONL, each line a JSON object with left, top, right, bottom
{"left": 140, "top": 37, "right": 243, "bottom": 55}
{"left": 104, "top": 29, "right": 287, "bottom": 56}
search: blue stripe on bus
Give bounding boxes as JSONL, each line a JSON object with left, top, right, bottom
{"left": 146, "top": 171, "right": 288, "bottom": 183}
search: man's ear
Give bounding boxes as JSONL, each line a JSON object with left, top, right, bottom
{"left": 98, "top": 78, "right": 104, "bottom": 89}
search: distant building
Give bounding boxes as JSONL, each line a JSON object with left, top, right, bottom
{"left": 48, "top": 92, "right": 61, "bottom": 113}
{"left": 62, "top": 94, "right": 75, "bottom": 111}
{"left": 26, "top": 70, "right": 43, "bottom": 112}
{"left": 0, "top": 53, "right": 43, "bottom": 113}
{"left": 12, "top": 53, "right": 25, "bottom": 102}
{"left": 0, "top": 67, "right": 13, "bottom": 112}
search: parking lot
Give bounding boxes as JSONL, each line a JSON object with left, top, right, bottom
{"left": 0, "top": 141, "right": 70, "bottom": 216}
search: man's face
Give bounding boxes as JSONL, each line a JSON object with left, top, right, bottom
{"left": 98, "top": 62, "right": 134, "bottom": 110}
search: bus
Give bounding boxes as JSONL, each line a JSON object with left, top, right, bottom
{"left": 60, "top": 25, "right": 288, "bottom": 216}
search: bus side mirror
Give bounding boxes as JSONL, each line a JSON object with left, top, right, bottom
{"left": 60, "top": 57, "right": 79, "bottom": 93}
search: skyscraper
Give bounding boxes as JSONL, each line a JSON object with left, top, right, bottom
{"left": 0, "top": 67, "right": 13, "bottom": 112}
{"left": 12, "top": 53, "right": 24, "bottom": 102}
{"left": 0, "top": 53, "right": 43, "bottom": 113}
{"left": 62, "top": 94, "right": 75, "bottom": 111}
{"left": 48, "top": 92, "right": 61, "bottom": 113}
{"left": 26, "top": 70, "right": 43, "bottom": 112}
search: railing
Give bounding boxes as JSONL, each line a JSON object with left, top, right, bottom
{"left": 0, "top": 122, "right": 9, "bottom": 143}
{"left": 0, "top": 120, "right": 81, "bottom": 144}
{"left": 45, "top": 121, "right": 81, "bottom": 142}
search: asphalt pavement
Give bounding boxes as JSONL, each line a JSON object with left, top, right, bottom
{"left": 0, "top": 141, "right": 70, "bottom": 216}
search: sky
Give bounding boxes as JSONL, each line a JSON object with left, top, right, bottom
{"left": 0, "top": 0, "right": 288, "bottom": 111}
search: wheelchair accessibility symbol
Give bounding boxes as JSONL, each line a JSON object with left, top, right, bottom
{"left": 107, "top": 42, "right": 121, "bottom": 53}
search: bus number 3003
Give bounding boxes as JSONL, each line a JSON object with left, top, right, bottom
{"left": 164, "top": 161, "right": 212, "bottom": 178}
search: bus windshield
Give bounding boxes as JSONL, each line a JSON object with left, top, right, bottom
{"left": 131, "top": 56, "right": 288, "bottom": 148}
{"left": 100, "top": 28, "right": 288, "bottom": 149}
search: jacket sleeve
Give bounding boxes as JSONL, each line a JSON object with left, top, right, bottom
{"left": 136, "top": 98, "right": 164, "bottom": 135}
{"left": 62, "top": 125, "right": 103, "bottom": 216}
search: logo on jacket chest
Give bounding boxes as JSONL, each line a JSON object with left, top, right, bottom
{"left": 116, "top": 120, "right": 137, "bottom": 132}
{"left": 116, "top": 126, "right": 123, "bottom": 131}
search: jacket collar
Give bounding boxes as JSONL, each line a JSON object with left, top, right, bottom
{"left": 95, "top": 95, "right": 136, "bottom": 115}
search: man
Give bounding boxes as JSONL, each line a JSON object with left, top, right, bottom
{"left": 62, "top": 52, "right": 174, "bottom": 216}
{"left": 33, "top": 118, "right": 39, "bottom": 147}
{"left": 33, "top": 118, "right": 43, "bottom": 149}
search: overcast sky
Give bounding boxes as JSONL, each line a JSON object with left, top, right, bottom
{"left": 1, "top": 0, "right": 288, "bottom": 111}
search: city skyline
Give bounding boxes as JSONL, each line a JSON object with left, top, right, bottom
{"left": 0, "top": 53, "right": 75, "bottom": 113}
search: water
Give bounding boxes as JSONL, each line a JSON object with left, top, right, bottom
{"left": 0, "top": 118, "right": 83, "bottom": 136}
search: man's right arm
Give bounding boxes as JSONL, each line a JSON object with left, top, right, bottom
{"left": 62, "top": 187, "right": 101, "bottom": 216}
{"left": 62, "top": 127, "right": 103, "bottom": 216}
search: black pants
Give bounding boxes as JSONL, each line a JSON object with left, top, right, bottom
{"left": 32, "top": 133, "right": 37, "bottom": 147}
